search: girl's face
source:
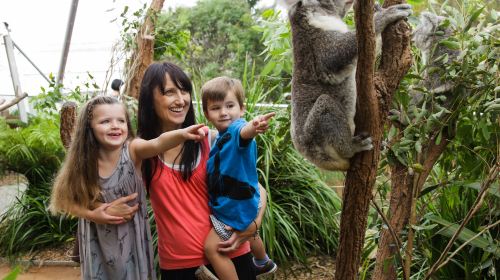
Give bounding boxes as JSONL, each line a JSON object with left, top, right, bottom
{"left": 153, "top": 73, "right": 191, "bottom": 132}
{"left": 90, "top": 103, "right": 128, "bottom": 150}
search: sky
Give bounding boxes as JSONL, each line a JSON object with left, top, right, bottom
{"left": 0, "top": 0, "right": 198, "bottom": 104}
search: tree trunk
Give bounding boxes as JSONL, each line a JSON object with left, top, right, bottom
{"left": 372, "top": 160, "right": 413, "bottom": 279}
{"left": 59, "top": 101, "right": 80, "bottom": 263}
{"left": 124, "top": 0, "right": 165, "bottom": 99}
{"left": 335, "top": 0, "right": 413, "bottom": 279}
{"left": 60, "top": 101, "right": 78, "bottom": 149}
{"left": 334, "top": 1, "right": 378, "bottom": 279}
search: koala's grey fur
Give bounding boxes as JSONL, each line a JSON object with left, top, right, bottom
{"left": 285, "top": 0, "right": 412, "bottom": 171}
{"left": 411, "top": 12, "right": 460, "bottom": 105}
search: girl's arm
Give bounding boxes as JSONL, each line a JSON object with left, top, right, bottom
{"left": 129, "top": 124, "right": 207, "bottom": 164}
{"left": 240, "top": 112, "right": 275, "bottom": 140}
{"left": 217, "top": 184, "right": 268, "bottom": 252}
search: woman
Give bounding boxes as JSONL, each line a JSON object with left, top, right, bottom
{"left": 137, "top": 62, "right": 265, "bottom": 279}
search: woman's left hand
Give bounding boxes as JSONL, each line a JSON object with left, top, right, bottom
{"left": 217, "top": 222, "right": 257, "bottom": 253}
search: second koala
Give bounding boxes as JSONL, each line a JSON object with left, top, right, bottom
{"left": 285, "top": 0, "right": 412, "bottom": 171}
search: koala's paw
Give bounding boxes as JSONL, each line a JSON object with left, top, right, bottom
{"left": 386, "top": 4, "right": 413, "bottom": 18}
{"left": 353, "top": 134, "right": 373, "bottom": 152}
{"left": 375, "top": 4, "right": 413, "bottom": 33}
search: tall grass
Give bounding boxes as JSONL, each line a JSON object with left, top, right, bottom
{"left": 415, "top": 182, "right": 499, "bottom": 279}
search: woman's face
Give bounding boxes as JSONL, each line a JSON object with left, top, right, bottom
{"left": 153, "top": 73, "right": 192, "bottom": 132}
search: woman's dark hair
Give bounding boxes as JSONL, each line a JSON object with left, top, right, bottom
{"left": 137, "top": 62, "right": 201, "bottom": 191}
{"left": 111, "top": 79, "right": 124, "bottom": 91}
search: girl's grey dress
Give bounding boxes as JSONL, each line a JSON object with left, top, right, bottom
{"left": 78, "top": 144, "right": 155, "bottom": 280}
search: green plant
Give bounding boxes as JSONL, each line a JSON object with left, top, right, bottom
{"left": 0, "top": 184, "right": 77, "bottom": 260}
{"left": 30, "top": 73, "right": 90, "bottom": 118}
{"left": 417, "top": 182, "right": 499, "bottom": 279}
{"left": 0, "top": 117, "right": 64, "bottom": 186}
{"left": 154, "top": 0, "right": 264, "bottom": 82}
{"left": 376, "top": 1, "right": 499, "bottom": 278}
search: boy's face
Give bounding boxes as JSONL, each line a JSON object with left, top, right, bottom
{"left": 204, "top": 90, "right": 244, "bottom": 132}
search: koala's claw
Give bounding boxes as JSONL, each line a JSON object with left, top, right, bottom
{"left": 352, "top": 135, "right": 373, "bottom": 152}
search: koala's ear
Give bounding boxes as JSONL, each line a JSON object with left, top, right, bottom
{"left": 282, "top": 0, "right": 302, "bottom": 8}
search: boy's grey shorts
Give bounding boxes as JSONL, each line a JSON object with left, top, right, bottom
{"left": 210, "top": 202, "right": 262, "bottom": 241}
{"left": 210, "top": 215, "right": 233, "bottom": 241}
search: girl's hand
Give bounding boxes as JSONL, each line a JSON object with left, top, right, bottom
{"left": 105, "top": 193, "right": 139, "bottom": 221}
{"left": 183, "top": 124, "right": 207, "bottom": 142}
{"left": 251, "top": 112, "right": 275, "bottom": 134}
{"left": 87, "top": 204, "right": 127, "bottom": 225}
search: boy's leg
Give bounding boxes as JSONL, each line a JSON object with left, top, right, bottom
{"left": 204, "top": 228, "right": 238, "bottom": 280}
{"left": 250, "top": 235, "right": 278, "bottom": 277}
{"left": 250, "top": 235, "right": 266, "bottom": 260}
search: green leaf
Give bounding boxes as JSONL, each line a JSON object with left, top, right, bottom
{"left": 464, "top": 6, "right": 485, "bottom": 32}
{"left": 2, "top": 265, "right": 21, "bottom": 280}
{"left": 435, "top": 131, "right": 442, "bottom": 145}
{"left": 415, "top": 140, "right": 422, "bottom": 154}
{"left": 260, "top": 61, "right": 276, "bottom": 76}
{"left": 439, "top": 40, "right": 461, "bottom": 50}
{"left": 481, "top": 123, "right": 491, "bottom": 140}
{"left": 411, "top": 223, "right": 438, "bottom": 231}
{"left": 419, "top": 183, "right": 442, "bottom": 197}
{"left": 427, "top": 214, "right": 500, "bottom": 257}
{"left": 461, "top": 182, "right": 500, "bottom": 199}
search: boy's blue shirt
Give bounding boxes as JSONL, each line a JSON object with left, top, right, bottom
{"left": 207, "top": 118, "right": 260, "bottom": 231}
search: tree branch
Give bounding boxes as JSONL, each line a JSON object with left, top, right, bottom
{"left": 0, "top": 92, "right": 28, "bottom": 112}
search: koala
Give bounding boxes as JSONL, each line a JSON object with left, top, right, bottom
{"left": 411, "top": 12, "right": 460, "bottom": 106}
{"left": 284, "top": 0, "right": 412, "bottom": 171}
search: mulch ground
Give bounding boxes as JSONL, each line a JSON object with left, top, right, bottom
{"left": 0, "top": 172, "right": 27, "bottom": 186}
{"left": 1, "top": 241, "right": 336, "bottom": 279}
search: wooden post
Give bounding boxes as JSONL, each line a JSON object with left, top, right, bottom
{"left": 2, "top": 23, "right": 28, "bottom": 122}
{"left": 57, "top": 0, "right": 79, "bottom": 85}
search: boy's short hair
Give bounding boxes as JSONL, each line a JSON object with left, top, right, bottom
{"left": 201, "top": 76, "right": 245, "bottom": 113}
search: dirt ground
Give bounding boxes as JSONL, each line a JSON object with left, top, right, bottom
{"left": 0, "top": 265, "right": 81, "bottom": 280}
{"left": 0, "top": 257, "right": 335, "bottom": 280}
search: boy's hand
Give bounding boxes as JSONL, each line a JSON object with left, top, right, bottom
{"left": 183, "top": 124, "right": 207, "bottom": 142}
{"left": 251, "top": 112, "right": 275, "bottom": 134}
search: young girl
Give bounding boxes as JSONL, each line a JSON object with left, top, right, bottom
{"left": 50, "top": 96, "right": 206, "bottom": 280}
